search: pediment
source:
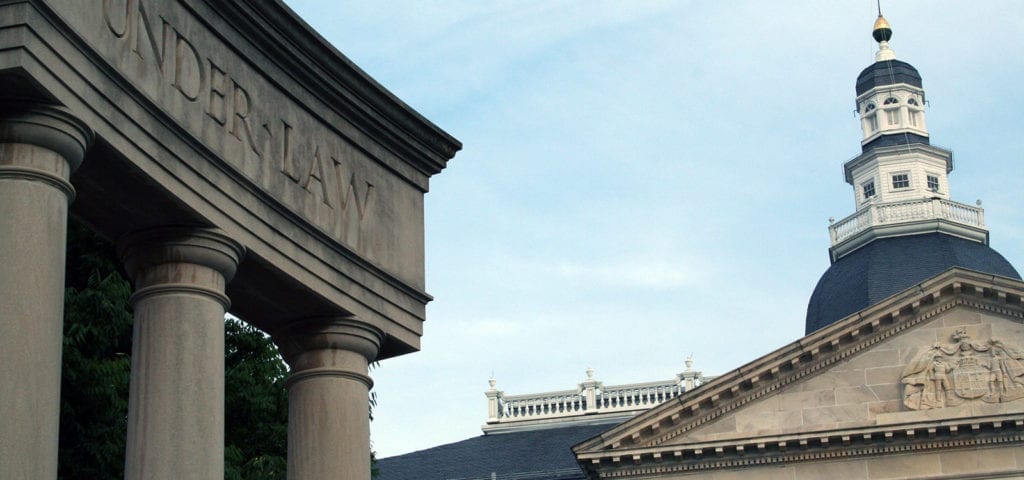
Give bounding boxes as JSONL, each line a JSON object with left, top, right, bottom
{"left": 573, "top": 268, "right": 1024, "bottom": 475}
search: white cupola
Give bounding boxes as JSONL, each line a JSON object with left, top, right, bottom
{"left": 807, "top": 12, "right": 1020, "bottom": 336}
{"left": 826, "top": 14, "right": 988, "bottom": 262}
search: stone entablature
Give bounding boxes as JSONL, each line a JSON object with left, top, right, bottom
{"left": 0, "top": 0, "right": 461, "bottom": 355}
{"left": 573, "top": 269, "right": 1024, "bottom": 478}
{"left": 484, "top": 362, "right": 709, "bottom": 433}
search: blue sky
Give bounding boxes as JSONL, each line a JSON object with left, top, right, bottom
{"left": 285, "top": 1, "right": 1024, "bottom": 457}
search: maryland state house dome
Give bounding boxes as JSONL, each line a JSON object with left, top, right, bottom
{"left": 805, "top": 14, "right": 1021, "bottom": 334}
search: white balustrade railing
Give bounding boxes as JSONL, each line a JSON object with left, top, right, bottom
{"left": 830, "top": 198, "right": 984, "bottom": 246}
{"left": 485, "top": 365, "right": 705, "bottom": 425}
{"left": 499, "top": 389, "right": 585, "bottom": 420}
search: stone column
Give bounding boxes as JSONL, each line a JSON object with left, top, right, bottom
{"left": 273, "top": 317, "right": 383, "bottom": 480}
{"left": 118, "top": 228, "right": 244, "bottom": 480}
{"left": 0, "top": 102, "right": 91, "bottom": 479}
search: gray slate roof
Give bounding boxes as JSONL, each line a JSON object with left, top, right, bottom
{"left": 855, "top": 59, "right": 922, "bottom": 95}
{"left": 806, "top": 233, "right": 1021, "bottom": 334}
{"left": 376, "top": 423, "right": 613, "bottom": 480}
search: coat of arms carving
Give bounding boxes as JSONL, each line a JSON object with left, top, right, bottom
{"left": 902, "top": 328, "right": 1024, "bottom": 410}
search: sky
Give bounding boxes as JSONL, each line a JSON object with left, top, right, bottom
{"left": 284, "top": 1, "right": 1024, "bottom": 457}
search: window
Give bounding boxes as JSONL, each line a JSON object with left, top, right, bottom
{"left": 862, "top": 181, "right": 876, "bottom": 200}
{"left": 927, "top": 175, "right": 939, "bottom": 191}
{"left": 881, "top": 98, "right": 900, "bottom": 126}
{"left": 892, "top": 173, "right": 910, "bottom": 189}
{"left": 886, "top": 109, "right": 900, "bottom": 125}
{"left": 907, "top": 97, "right": 921, "bottom": 126}
{"left": 864, "top": 103, "right": 878, "bottom": 132}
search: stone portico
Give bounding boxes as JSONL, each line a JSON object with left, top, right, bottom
{"left": 0, "top": 1, "right": 459, "bottom": 478}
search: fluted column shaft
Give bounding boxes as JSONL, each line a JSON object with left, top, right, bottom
{"left": 0, "top": 103, "right": 90, "bottom": 479}
{"left": 274, "top": 318, "right": 382, "bottom": 480}
{"left": 118, "top": 228, "right": 243, "bottom": 480}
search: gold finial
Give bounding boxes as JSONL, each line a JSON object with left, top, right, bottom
{"left": 873, "top": 15, "right": 890, "bottom": 32}
{"left": 872, "top": 14, "right": 893, "bottom": 43}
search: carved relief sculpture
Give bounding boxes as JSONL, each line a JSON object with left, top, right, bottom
{"left": 902, "top": 328, "right": 1024, "bottom": 410}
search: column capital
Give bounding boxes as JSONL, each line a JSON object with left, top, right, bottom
{"left": 0, "top": 101, "right": 92, "bottom": 168}
{"left": 273, "top": 317, "right": 383, "bottom": 388}
{"left": 274, "top": 316, "right": 383, "bottom": 364}
{"left": 118, "top": 227, "right": 245, "bottom": 309}
{"left": 118, "top": 227, "right": 245, "bottom": 280}
{"left": 0, "top": 102, "right": 93, "bottom": 200}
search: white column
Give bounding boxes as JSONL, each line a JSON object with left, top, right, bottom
{"left": 0, "top": 102, "right": 90, "bottom": 479}
{"left": 118, "top": 228, "right": 244, "bottom": 480}
{"left": 273, "top": 317, "right": 382, "bottom": 480}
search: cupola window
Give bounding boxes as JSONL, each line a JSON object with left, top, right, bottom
{"left": 862, "top": 180, "right": 876, "bottom": 201}
{"left": 863, "top": 103, "right": 878, "bottom": 132}
{"left": 886, "top": 110, "right": 900, "bottom": 125}
{"left": 883, "top": 97, "right": 900, "bottom": 126}
{"left": 892, "top": 173, "right": 910, "bottom": 189}
{"left": 927, "top": 175, "right": 939, "bottom": 192}
{"left": 907, "top": 97, "right": 922, "bottom": 127}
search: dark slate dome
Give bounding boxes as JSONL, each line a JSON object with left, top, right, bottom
{"left": 856, "top": 59, "right": 922, "bottom": 96}
{"left": 806, "top": 233, "right": 1021, "bottom": 334}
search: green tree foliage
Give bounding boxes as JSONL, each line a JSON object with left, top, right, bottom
{"left": 224, "top": 318, "right": 288, "bottom": 480}
{"left": 58, "top": 221, "right": 289, "bottom": 479}
{"left": 59, "top": 222, "right": 133, "bottom": 479}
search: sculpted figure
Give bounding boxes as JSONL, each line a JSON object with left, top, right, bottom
{"left": 983, "top": 342, "right": 1024, "bottom": 403}
{"left": 903, "top": 347, "right": 954, "bottom": 410}
{"left": 928, "top": 357, "right": 952, "bottom": 407}
{"left": 902, "top": 333, "right": 1024, "bottom": 410}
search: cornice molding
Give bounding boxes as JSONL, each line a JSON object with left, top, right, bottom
{"left": 203, "top": 0, "right": 462, "bottom": 177}
{"left": 587, "top": 418, "right": 1024, "bottom": 478}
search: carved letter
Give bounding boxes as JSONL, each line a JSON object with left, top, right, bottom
{"left": 231, "top": 82, "right": 261, "bottom": 157}
{"left": 303, "top": 146, "right": 332, "bottom": 207}
{"left": 102, "top": 0, "right": 129, "bottom": 38}
{"left": 172, "top": 33, "right": 203, "bottom": 101}
{"left": 264, "top": 120, "right": 299, "bottom": 182}
{"left": 333, "top": 158, "right": 374, "bottom": 223}
{"left": 133, "top": 1, "right": 169, "bottom": 74}
{"left": 206, "top": 59, "right": 229, "bottom": 125}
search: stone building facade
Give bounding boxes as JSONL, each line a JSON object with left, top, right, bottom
{"left": 0, "top": 1, "right": 459, "bottom": 479}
